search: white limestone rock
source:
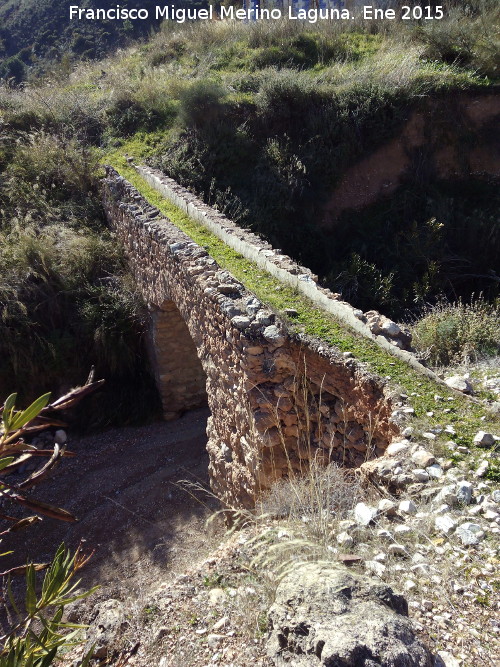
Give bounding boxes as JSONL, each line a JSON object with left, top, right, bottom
{"left": 444, "top": 375, "right": 473, "bottom": 394}
{"left": 386, "top": 441, "right": 409, "bottom": 456}
{"left": 412, "top": 449, "right": 436, "bottom": 468}
{"left": 456, "top": 522, "right": 485, "bottom": 545}
{"left": 413, "top": 469, "right": 430, "bottom": 483}
{"left": 399, "top": 500, "right": 417, "bottom": 515}
{"left": 435, "top": 515, "right": 457, "bottom": 535}
{"left": 262, "top": 325, "right": 286, "bottom": 346}
{"left": 336, "top": 531, "right": 354, "bottom": 548}
{"left": 354, "top": 502, "right": 378, "bottom": 526}
{"left": 455, "top": 480, "right": 473, "bottom": 505}
{"left": 473, "top": 431, "right": 495, "bottom": 448}
{"left": 426, "top": 464, "right": 443, "bottom": 479}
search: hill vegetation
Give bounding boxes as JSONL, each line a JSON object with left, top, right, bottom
{"left": 0, "top": 0, "right": 499, "bottom": 410}
{"left": 0, "top": 0, "right": 156, "bottom": 81}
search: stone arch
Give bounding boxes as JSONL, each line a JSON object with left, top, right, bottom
{"left": 148, "top": 301, "right": 208, "bottom": 420}
{"left": 103, "top": 168, "right": 400, "bottom": 509}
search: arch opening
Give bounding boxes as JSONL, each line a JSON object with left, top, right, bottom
{"left": 148, "top": 301, "right": 208, "bottom": 421}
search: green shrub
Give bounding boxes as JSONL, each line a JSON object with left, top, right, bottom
{"left": 409, "top": 297, "right": 500, "bottom": 366}
{"left": 1, "top": 131, "right": 102, "bottom": 226}
{"left": 106, "top": 98, "right": 165, "bottom": 137}
{"left": 177, "top": 80, "right": 226, "bottom": 131}
{"left": 0, "top": 223, "right": 160, "bottom": 427}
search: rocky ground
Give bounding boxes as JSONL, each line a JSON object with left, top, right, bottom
{"left": 8, "top": 376, "right": 499, "bottom": 667}
{"left": 57, "top": 382, "right": 499, "bottom": 667}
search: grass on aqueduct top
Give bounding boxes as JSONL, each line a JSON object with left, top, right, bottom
{"left": 105, "top": 145, "right": 500, "bottom": 469}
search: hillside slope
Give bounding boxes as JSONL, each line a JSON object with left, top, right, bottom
{"left": 0, "top": 0, "right": 200, "bottom": 79}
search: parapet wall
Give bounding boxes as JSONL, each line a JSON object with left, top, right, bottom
{"left": 103, "top": 167, "right": 399, "bottom": 508}
{"left": 135, "top": 163, "right": 436, "bottom": 378}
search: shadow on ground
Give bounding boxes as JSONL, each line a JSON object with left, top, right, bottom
{"left": 5, "top": 407, "right": 221, "bottom": 599}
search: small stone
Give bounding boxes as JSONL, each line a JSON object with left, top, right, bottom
{"left": 218, "top": 283, "right": 240, "bottom": 295}
{"left": 435, "top": 650, "right": 461, "bottom": 667}
{"left": 435, "top": 504, "right": 450, "bottom": 515}
{"left": 262, "top": 325, "right": 286, "bottom": 346}
{"left": 455, "top": 480, "right": 473, "bottom": 505}
{"left": 380, "top": 320, "right": 401, "bottom": 336}
{"left": 208, "top": 588, "right": 226, "bottom": 605}
{"left": 231, "top": 315, "right": 251, "bottom": 330}
{"left": 444, "top": 375, "right": 473, "bottom": 394}
{"left": 284, "top": 308, "right": 298, "bottom": 318}
{"left": 435, "top": 515, "right": 457, "bottom": 534}
{"left": 426, "top": 464, "right": 443, "bottom": 479}
{"left": 456, "top": 522, "right": 484, "bottom": 545}
{"left": 365, "top": 560, "right": 386, "bottom": 577}
{"left": 413, "top": 469, "right": 430, "bottom": 483}
{"left": 388, "top": 544, "right": 407, "bottom": 556}
{"left": 399, "top": 500, "right": 417, "bottom": 515}
{"left": 255, "top": 310, "right": 273, "bottom": 326}
{"left": 412, "top": 449, "right": 436, "bottom": 468}
{"left": 336, "top": 531, "right": 354, "bottom": 548}
{"left": 378, "top": 499, "right": 397, "bottom": 515}
{"left": 386, "top": 441, "right": 409, "bottom": 456}
{"left": 422, "top": 432, "right": 437, "bottom": 441}
{"left": 421, "top": 599, "right": 433, "bottom": 611}
{"left": 475, "top": 460, "right": 489, "bottom": 478}
{"left": 354, "top": 502, "right": 378, "bottom": 526}
{"left": 473, "top": 431, "right": 495, "bottom": 448}
{"left": 492, "top": 489, "right": 500, "bottom": 503}
{"left": 404, "top": 580, "right": 416, "bottom": 591}
{"left": 394, "top": 525, "right": 412, "bottom": 536}
{"left": 212, "top": 617, "right": 229, "bottom": 631}
{"left": 433, "top": 485, "right": 458, "bottom": 506}
{"left": 207, "top": 634, "right": 225, "bottom": 648}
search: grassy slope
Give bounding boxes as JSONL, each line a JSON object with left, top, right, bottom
{"left": 106, "top": 147, "right": 500, "bottom": 462}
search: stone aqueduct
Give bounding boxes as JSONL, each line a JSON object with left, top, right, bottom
{"left": 103, "top": 167, "right": 400, "bottom": 508}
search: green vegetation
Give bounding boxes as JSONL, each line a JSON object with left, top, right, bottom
{"left": 0, "top": 0, "right": 164, "bottom": 79}
{"left": 409, "top": 297, "right": 500, "bottom": 366}
{"left": 0, "top": 544, "right": 95, "bottom": 666}
{"left": 0, "top": 131, "right": 160, "bottom": 426}
{"left": 0, "top": 391, "right": 97, "bottom": 665}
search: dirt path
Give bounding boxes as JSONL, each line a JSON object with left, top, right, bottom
{"left": 6, "top": 407, "right": 222, "bottom": 601}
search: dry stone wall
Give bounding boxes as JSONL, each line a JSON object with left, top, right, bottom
{"left": 103, "top": 167, "right": 399, "bottom": 508}
{"left": 134, "top": 163, "right": 435, "bottom": 375}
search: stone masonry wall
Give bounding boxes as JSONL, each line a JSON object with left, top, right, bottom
{"left": 103, "top": 167, "right": 399, "bottom": 508}
{"left": 135, "top": 163, "right": 438, "bottom": 377}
